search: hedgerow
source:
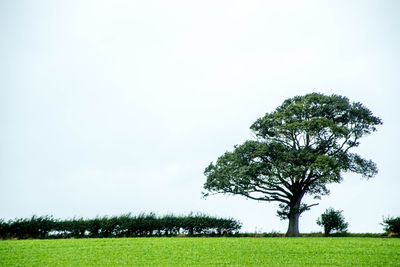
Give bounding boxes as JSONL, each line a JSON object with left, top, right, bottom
{"left": 0, "top": 213, "right": 241, "bottom": 239}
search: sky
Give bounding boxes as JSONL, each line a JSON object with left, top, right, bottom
{"left": 1, "top": 0, "right": 399, "bottom": 233}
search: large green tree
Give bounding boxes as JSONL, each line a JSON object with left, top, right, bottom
{"left": 203, "top": 93, "right": 382, "bottom": 236}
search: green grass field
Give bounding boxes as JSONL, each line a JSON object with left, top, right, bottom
{"left": 1, "top": 237, "right": 399, "bottom": 266}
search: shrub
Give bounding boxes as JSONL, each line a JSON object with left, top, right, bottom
{"left": 382, "top": 216, "right": 400, "bottom": 235}
{"left": 160, "top": 214, "right": 181, "bottom": 236}
{"left": 316, "top": 208, "right": 348, "bottom": 236}
{"left": 0, "top": 219, "right": 9, "bottom": 239}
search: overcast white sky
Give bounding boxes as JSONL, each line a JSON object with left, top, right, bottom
{"left": 1, "top": 0, "right": 399, "bottom": 233}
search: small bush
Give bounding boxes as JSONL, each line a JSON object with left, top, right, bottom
{"left": 317, "top": 208, "right": 348, "bottom": 236}
{"left": 382, "top": 216, "right": 400, "bottom": 236}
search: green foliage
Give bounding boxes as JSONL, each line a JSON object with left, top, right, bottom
{"left": 204, "top": 93, "right": 381, "bottom": 236}
{"left": 1, "top": 238, "right": 399, "bottom": 266}
{"left": 0, "top": 216, "right": 56, "bottom": 239}
{"left": 382, "top": 216, "right": 400, "bottom": 235}
{"left": 0, "top": 220, "right": 9, "bottom": 239}
{"left": 317, "top": 208, "right": 349, "bottom": 236}
{"left": 0, "top": 213, "right": 241, "bottom": 239}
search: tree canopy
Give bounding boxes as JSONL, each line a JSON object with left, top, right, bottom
{"left": 203, "top": 93, "right": 382, "bottom": 236}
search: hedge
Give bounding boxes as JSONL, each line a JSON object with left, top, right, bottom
{"left": 0, "top": 213, "right": 241, "bottom": 239}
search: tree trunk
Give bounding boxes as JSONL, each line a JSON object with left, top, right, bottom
{"left": 286, "top": 212, "right": 300, "bottom": 237}
{"left": 286, "top": 197, "right": 303, "bottom": 237}
{"left": 324, "top": 226, "right": 331, "bottom": 236}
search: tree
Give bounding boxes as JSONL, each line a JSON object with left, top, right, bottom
{"left": 316, "top": 208, "right": 348, "bottom": 236}
{"left": 382, "top": 216, "right": 400, "bottom": 235}
{"left": 203, "top": 93, "right": 382, "bottom": 236}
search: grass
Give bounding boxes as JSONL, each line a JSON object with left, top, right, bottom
{"left": 1, "top": 237, "right": 399, "bottom": 266}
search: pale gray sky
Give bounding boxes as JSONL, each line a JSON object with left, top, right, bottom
{"left": 1, "top": 0, "right": 399, "bottom": 233}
